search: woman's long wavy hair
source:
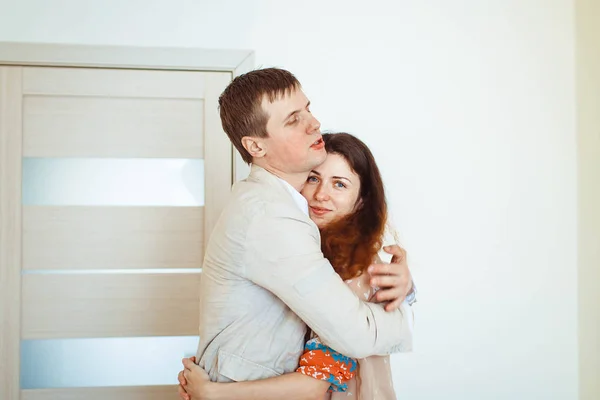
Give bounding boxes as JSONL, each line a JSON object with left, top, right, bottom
{"left": 319, "top": 133, "right": 388, "bottom": 281}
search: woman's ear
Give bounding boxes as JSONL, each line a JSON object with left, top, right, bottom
{"left": 241, "top": 136, "right": 266, "bottom": 159}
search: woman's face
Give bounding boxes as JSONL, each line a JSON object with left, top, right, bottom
{"left": 301, "top": 153, "right": 361, "bottom": 229}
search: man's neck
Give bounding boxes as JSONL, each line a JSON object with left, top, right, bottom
{"left": 253, "top": 161, "right": 308, "bottom": 192}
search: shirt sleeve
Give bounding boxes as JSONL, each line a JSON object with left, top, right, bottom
{"left": 244, "top": 209, "right": 414, "bottom": 358}
{"left": 406, "top": 282, "right": 417, "bottom": 305}
{"left": 296, "top": 337, "right": 357, "bottom": 393}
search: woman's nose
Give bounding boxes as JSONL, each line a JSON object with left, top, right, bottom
{"left": 315, "top": 186, "right": 329, "bottom": 201}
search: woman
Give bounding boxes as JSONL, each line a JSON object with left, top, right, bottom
{"left": 179, "top": 132, "right": 414, "bottom": 400}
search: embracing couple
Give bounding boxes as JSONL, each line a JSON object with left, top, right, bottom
{"left": 178, "top": 68, "right": 416, "bottom": 400}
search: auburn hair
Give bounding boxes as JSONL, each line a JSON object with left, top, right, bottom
{"left": 318, "top": 133, "right": 388, "bottom": 280}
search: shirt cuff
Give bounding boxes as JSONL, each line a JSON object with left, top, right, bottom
{"left": 406, "top": 282, "right": 417, "bottom": 306}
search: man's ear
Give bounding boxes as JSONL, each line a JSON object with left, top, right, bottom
{"left": 241, "top": 136, "right": 267, "bottom": 159}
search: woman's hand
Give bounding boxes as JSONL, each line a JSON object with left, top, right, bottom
{"left": 177, "top": 357, "right": 213, "bottom": 400}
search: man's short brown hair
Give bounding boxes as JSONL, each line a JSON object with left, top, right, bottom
{"left": 219, "top": 68, "right": 301, "bottom": 164}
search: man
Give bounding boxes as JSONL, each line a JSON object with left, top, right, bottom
{"left": 181, "top": 68, "right": 415, "bottom": 390}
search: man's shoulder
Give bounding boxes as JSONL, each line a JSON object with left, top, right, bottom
{"left": 229, "top": 177, "right": 302, "bottom": 217}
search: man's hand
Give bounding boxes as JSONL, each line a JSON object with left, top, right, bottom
{"left": 177, "top": 356, "right": 212, "bottom": 400}
{"left": 368, "top": 245, "right": 413, "bottom": 311}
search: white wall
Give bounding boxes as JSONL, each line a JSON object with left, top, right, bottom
{"left": 0, "top": 1, "right": 579, "bottom": 398}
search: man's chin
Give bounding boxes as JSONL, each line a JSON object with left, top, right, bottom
{"left": 311, "top": 151, "right": 327, "bottom": 167}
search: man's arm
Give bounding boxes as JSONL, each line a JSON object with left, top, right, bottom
{"left": 244, "top": 212, "right": 413, "bottom": 359}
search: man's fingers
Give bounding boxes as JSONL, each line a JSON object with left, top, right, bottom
{"left": 376, "top": 288, "right": 405, "bottom": 309}
{"left": 368, "top": 263, "right": 392, "bottom": 276}
{"left": 376, "top": 288, "right": 402, "bottom": 303}
{"left": 383, "top": 244, "right": 403, "bottom": 254}
{"left": 384, "top": 245, "right": 406, "bottom": 262}
{"left": 369, "top": 257, "right": 407, "bottom": 277}
{"left": 370, "top": 275, "right": 403, "bottom": 288}
{"left": 385, "top": 297, "right": 403, "bottom": 312}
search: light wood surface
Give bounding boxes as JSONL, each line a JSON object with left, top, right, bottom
{"left": 22, "top": 67, "right": 206, "bottom": 158}
{"left": 21, "top": 385, "right": 179, "bottom": 400}
{"left": 23, "top": 206, "right": 204, "bottom": 270}
{"left": 203, "top": 72, "right": 233, "bottom": 247}
{"left": 22, "top": 272, "right": 201, "bottom": 339}
{"left": 0, "top": 41, "right": 252, "bottom": 73}
{"left": 0, "top": 66, "right": 23, "bottom": 400}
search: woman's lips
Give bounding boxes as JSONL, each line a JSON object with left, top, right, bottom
{"left": 309, "top": 206, "right": 331, "bottom": 216}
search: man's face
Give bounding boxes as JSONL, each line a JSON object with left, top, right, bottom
{"left": 260, "top": 88, "right": 326, "bottom": 174}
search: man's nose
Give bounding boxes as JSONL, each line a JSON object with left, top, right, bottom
{"left": 306, "top": 114, "right": 321, "bottom": 134}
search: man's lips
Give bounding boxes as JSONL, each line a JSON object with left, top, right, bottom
{"left": 310, "top": 137, "right": 324, "bottom": 149}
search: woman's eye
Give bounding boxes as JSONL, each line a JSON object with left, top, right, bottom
{"left": 307, "top": 176, "right": 319, "bottom": 183}
{"left": 335, "top": 181, "right": 347, "bottom": 188}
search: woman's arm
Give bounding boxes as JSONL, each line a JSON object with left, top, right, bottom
{"left": 179, "top": 359, "right": 329, "bottom": 400}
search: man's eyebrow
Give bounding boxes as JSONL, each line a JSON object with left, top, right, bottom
{"left": 283, "top": 101, "right": 310, "bottom": 122}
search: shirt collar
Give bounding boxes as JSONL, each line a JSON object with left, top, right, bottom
{"left": 275, "top": 176, "right": 309, "bottom": 216}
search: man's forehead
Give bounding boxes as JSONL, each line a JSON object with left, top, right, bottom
{"left": 261, "top": 88, "right": 307, "bottom": 112}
